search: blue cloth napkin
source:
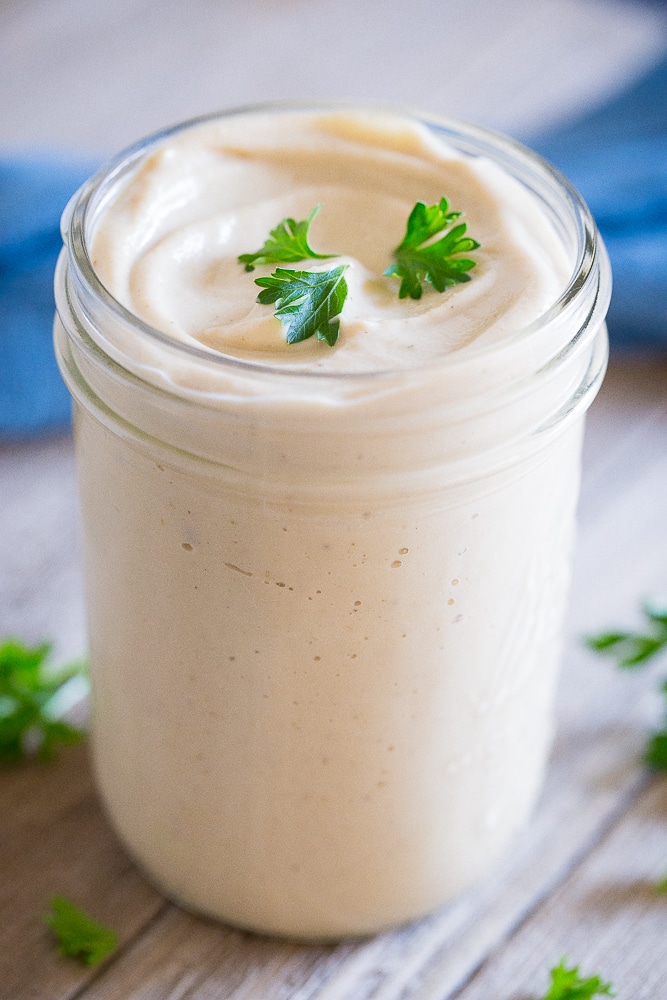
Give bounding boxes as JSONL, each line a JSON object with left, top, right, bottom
{"left": 2, "top": 60, "right": 667, "bottom": 438}
{"left": 533, "top": 54, "right": 667, "bottom": 352}
{"left": 0, "top": 157, "right": 93, "bottom": 437}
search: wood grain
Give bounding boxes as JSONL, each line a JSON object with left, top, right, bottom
{"left": 452, "top": 777, "right": 667, "bottom": 1000}
{"left": 0, "top": 435, "right": 85, "bottom": 663}
{"left": 0, "top": 745, "right": 165, "bottom": 1000}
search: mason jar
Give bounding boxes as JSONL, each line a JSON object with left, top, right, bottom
{"left": 54, "top": 104, "right": 610, "bottom": 940}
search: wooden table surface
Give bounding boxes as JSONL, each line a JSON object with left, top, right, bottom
{"left": 2, "top": 2, "right": 667, "bottom": 997}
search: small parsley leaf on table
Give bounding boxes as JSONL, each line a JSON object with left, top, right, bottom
{"left": 238, "top": 205, "right": 336, "bottom": 271}
{"left": 43, "top": 896, "right": 117, "bottom": 966}
{"left": 586, "top": 599, "right": 667, "bottom": 770}
{"left": 646, "top": 695, "right": 667, "bottom": 770}
{"left": 586, "top": 598, "right": 667, "bottom": 669}
{"left": 540, "top": 959, "right": 615, "bottom": 1000}
{"left": 254, "top": 265, "right": 349, "bottom": 347}
{"left": 0, "top": 639, "right": 86, "bottom": 764}
{"left": 384, "top": 197, "right": 480, "bottom": 299}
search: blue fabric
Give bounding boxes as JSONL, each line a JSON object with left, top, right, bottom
{"left": 533, "top": 55, "right": 667, "bottom": 352}
{"left": 0, "top": 157, "right": 93, "bottom": 438}
{"left": 1, "top": 60, "right": 666, "bottom": 437}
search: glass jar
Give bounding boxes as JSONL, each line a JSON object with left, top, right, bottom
{"left": 54, "top": 104, "right": 610, "bottom": 940}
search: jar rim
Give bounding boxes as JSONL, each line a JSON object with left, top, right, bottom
{"left": 63, "top": 99, "right": 602, "bottom": 383}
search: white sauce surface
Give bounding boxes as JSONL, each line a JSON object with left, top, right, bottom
{"left": 91, "top": 111, "right": 569, "bottom": 372}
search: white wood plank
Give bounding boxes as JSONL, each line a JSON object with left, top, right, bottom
{"left": 578, "top": 357, "right": 667, "bottom": 528}
{"left": 449, "top": 778, "right": 667, "bottom": 1000}
{"left": 0, "top": 0, "right": 665, "bottom": 155}
{"left": 0, "top": 434, "right": 85, "bottom": 664}
{"left": 0, "top": 745, "right": 166, "bottom": 1000}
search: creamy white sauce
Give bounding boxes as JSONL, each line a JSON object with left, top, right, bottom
{"left": 91, "top": 111, "right": 569, "bottom": 372}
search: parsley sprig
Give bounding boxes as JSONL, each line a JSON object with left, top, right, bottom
{"left": 238, "top": 206, "right": 335, "bottom": 272}
{"left": 384, "top": 197, "right": 479, "bottom": 299}
{"left": 254, "top": 265, "right": 349, "bottom": 347}
{"left": 241, "top": 198, "right": 480, "bottom": 347}
{"left": 539, "top": 959, "right": 615, "bottom": 999}
{"left": 43, "top": 896, "right": 117, "bottom": 966}
{"left": 0, "top": 639, "right": 86, "bottom": 764}
{"left": 586, "top": 599, "right": 667, "bottom": 769}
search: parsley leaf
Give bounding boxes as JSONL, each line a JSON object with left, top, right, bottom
{"left": 238, "top": 205, "right": 336, "bottom": 272}
{"left": 586, "top": 600, "right": 667, "bottom": 770}
{"left": 254, "top": 265, "right": 349, "bottom": 347}
{"left": 43, "top": 896, "right": 117, "bottom": 966}
{"left": 645, "top": 708, "right": 667, "bottom": 770}
{"left": 540, "top": 959, "right": 615, "bottom": 1000}
{"left": 585, "top": 629, "right": 666, "bottom": 669}
{"left": 384, "top": 197, "right": 480, "bottom": 299}
{"left": 0, "top": 639, "right": 86, "bottom": 765}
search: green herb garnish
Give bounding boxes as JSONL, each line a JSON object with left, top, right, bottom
{"left": 43, "top": 896, "right": 117, "bottom": 966}
{"left": 645, "top": 682, "right": 667, "bottom": 770}
{"left": 0, "top": 639, "right": 86, "bottom": 764}
{"left": 238, "top": 205, "right": 336, "bottom": 272}
{"left": 254, "top": 265, "right": 349, "bottom": 347}
{"left": 586, "top": 599, "right": 667, "bottom": 668}
{"left": 586, "top": 599, "right": 667, "bottom": 770}
{"left": 384, "top": 197, "right": 480, "bottom": 299}
{"left": 539, "top": 959, "right": 615, "bottom": 1000}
